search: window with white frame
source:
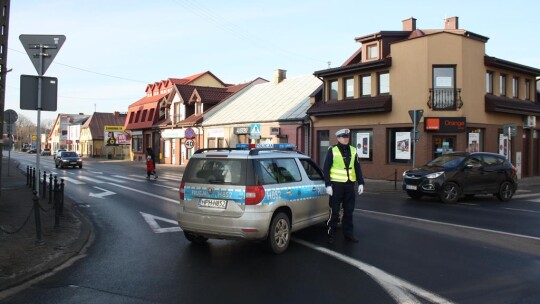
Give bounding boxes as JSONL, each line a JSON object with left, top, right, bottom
{"left": 486, "top": 71, "right": 493, "bottom": 94}
{"left": 500, "top": 74, "right": 507, "bottom": 96}
{"left": 329, "top": 80, "right": 338, "bottom": 100}
{"left": 512, "top": 77, "right": 519, "bottom": 98}
{"left": 361, "top": 75, "right": 371, "bottom": 96}
{"left": 367, "top": 44, "right": 378, "bottom": 60}
{"left": 378, "top": 72, "right": 390, "bottom": 95}
{"left": 344, "top": 77, "right": 354, "bottom": 98}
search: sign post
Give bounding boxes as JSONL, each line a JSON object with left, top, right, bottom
{"left": 4, "top": 109, "right": 18, "bottom": 176}
{"left": 19, "top": 34, "right": 66, "bottom": 196}
{"left": 408, "top": 109, "right": 424, "bottom": 168}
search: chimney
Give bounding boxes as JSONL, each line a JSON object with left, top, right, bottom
{"left": 444, "top": 16, "right": 459, "bottom": 30}
{"left": 274, "top": 69, "right": 287, "bottom": 84}
{"left": 402, "top": 17, "right": 416, "bottom": 31}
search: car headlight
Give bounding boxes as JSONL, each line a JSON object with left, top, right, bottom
{"left": 426, "top": 171, "right": 444, "bottom": 179}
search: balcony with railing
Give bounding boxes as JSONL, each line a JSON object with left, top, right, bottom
{"left": 427, "top": 88, "right": 463, "bottom": 110}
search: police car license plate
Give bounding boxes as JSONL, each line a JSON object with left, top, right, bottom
{"left": 405, "top": 185, "right": 417, "bottom": 190}
{"left": 199, "top": 199, "right": 227, "bottom": 209}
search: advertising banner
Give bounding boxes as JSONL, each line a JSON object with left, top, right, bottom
{"left": 104, "top": 126, "right": 130, "bottom": 146}
{"left": 356, "top": 133, "right": 370, "bottom": 159}
{"left": 468, "top": 133, "right": 480, "bottom": 152}
{"left": 499, "top": 134, "right": 509, "bottom": 159}
{"left": 395, "top": 132, "right": 411, "bottom": 160}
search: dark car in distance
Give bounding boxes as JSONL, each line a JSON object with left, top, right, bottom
{"left": 402, "top": 152, "right": 517, "bottom": 204}
{"left": 55, "top": 151, "right": 83, "bottom": 169}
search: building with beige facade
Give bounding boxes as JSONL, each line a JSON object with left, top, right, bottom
{"left": 307, "top": 17, "right": 540, "bottom": 179}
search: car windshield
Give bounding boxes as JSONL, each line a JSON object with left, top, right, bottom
{"left": 61, "top": 152, "right": 78, "bottom": 157}
{"left": 426, "top": 154, "right": 466, "bottom": 168}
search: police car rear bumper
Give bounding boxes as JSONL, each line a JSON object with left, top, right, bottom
{"left": 177, "top": 209, "right": 273, "bottom": 240}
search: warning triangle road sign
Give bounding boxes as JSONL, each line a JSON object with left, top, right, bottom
{"left": 19, "top": 34, "right": 66, "bottom": 76}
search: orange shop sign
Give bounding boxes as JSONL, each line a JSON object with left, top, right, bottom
{"left": 424, "top": 117, "right": 466, "bottom": 133}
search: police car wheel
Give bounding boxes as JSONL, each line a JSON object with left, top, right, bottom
{"left": 184, "top": 231, "right": 208, "bottom": 244}
{"left": 266, "top": 212, "right": 290, "bottom": 254}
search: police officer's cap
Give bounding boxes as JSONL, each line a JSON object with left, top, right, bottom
{"left": 336, "top": 129, "right": 350, "bottom": 137}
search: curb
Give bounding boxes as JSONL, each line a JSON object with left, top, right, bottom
{"left": 0, "top": 193, "right": 94, "bottom": 293}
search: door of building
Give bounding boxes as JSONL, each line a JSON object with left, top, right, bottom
{"left": 522, "top": 133, "right": 529, "bottom": 177}
{"left": 432, "top": 136, "right": 456, "bottom": 159}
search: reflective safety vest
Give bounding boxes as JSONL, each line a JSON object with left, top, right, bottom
{"left": 330, "top": 145, "right": 357, "bottom": 182}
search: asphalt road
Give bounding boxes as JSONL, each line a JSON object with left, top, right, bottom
{"left": 3, "top": 152, "right": 540, "bottom": 304}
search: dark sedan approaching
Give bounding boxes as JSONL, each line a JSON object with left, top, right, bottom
{"left": 55, "top": 151, "right": 83, "bottom": 169}
{"left": 402, "top": 152, "right": 517, "bottom": 204}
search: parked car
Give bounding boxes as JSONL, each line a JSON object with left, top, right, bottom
{"left": 41, "top": 148, "right": 51, "bottom": 156}
{"left": 27, "top": 148, "right": 37, "bottom": 154}
{"left": 54, "top": 149, "right": 66, "bottom": 159}
{"left": 55, "top": 151, "right": 83, "bottom": 169}
{"left": 402, "top": 152, "right": 518, "bottom": 204}
{"left": 177, "top": 144, "right": 328, "bottom": 254}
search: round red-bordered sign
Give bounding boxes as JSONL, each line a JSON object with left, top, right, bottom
{"left": 185, "top": 127, "right": 196, "bottom": 139}
{"left": 185, "top": 139, "right": 195, "bottom": 149}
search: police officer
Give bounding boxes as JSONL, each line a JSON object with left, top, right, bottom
{"left": 323, "top": 128, "right": 365, "bottom": 244}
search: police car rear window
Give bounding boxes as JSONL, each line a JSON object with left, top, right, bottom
{"left": 183, "top": 159, "right": 246, "bottom": 185}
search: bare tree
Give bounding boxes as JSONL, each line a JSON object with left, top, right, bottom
{"left": 15, "top": 114, "right": 36, "bottom": 150}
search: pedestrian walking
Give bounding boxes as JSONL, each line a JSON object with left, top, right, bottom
{"left": 146, "top": 155, "right": 158, "bottom": 179}
{"left": 323, "top": 128, "right": 365, "bottom": 244}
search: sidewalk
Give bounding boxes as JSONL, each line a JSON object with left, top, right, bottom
{"left": 0, "top": 156, "right": 92, "bottom": 293}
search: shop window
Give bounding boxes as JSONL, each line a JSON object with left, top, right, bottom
{"left": 132, "top": 135, "right": 143, "bottom": 152}
{"left": 432, "top": 136, "right": 455, "bottom": 159}
{"left": 388, "top": 128, "right": 412, "bottom": 164}
{"left": 351, "top": 129, "right": 373, "bottom": 162}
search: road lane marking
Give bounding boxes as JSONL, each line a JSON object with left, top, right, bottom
{"left": 89, "top": 187, "right": 116, "bottom": 199}
{"left": 112, "top": 175, "right": 146, "bottom": 182}
{"left": 79, "top": 176, "right": 106, "bottom": 184}
{"left": 107, "top": 183, "right": 178, "bottom": 204}
{"left": 513, "top": 193, "right": 540, "bottom": 199}
{"left": 357, "top": 209, "right": 540, "bottom": 242}
{"left": 55, "top": 176, "right": 85, "bottom": 185}
{"left": 151, "top": 183, "right": 179, "bottom": 190}
{"left": 503, "top": 208, "right": 540, "bottom": 214}
{"left": 294, "top": 239, "right": 454, "bottom": 304}
{"left": 140, "top": 212, "right": 182, "bottom": 233}
{"left": 94, "top": 175, "right": 126, "bottom": 183}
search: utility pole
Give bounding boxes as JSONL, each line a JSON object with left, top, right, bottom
{"left": 0, "top": 0, "right": 11, "bottom": 197}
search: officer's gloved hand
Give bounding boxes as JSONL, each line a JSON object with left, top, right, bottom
{"left": 358, "top": 184, "right": 364, "bottom": 195}
{"left": 326, "top": 186, "right": 333, "bottom": 196}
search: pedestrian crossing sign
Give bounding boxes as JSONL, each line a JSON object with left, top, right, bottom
{"left": 250, "top": 123, "right": 261, "bottom": 139}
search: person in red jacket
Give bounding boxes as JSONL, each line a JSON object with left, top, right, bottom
{"left": 146, "top": 155, "right": 158, "bottom": 179}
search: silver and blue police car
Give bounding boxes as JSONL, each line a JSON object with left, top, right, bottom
{"left": 177, "top": 144, "right": 328, "bottom": 254}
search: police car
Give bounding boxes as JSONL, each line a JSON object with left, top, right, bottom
{"left": 177, "top": 144, "right": 328, "bottom": 254}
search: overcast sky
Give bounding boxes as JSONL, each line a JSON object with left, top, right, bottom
{"left": 5, "top": 0, "right": 540, "bottom": 124}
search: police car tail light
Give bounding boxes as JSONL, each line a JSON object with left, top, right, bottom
{"left": 179, "top": 181, "right": 185, "bottom": 200}
{"left": 245, "top": 186, "right": 265, "bottom": 205}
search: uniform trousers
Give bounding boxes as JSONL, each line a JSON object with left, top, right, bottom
{"left": 327, "top": 181, "right": 356, "bottom": 237}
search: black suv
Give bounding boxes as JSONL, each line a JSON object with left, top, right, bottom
{"left": 402, "top": 152, "right": 518, "bottom": 204}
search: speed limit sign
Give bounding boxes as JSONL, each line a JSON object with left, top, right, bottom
{"left": 184, "top": 139, "right": 195, "bottom": 149}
